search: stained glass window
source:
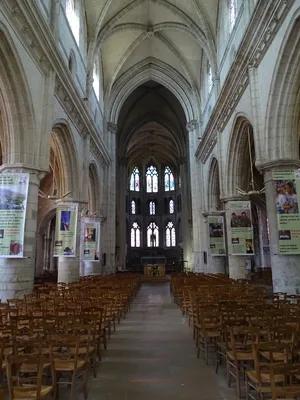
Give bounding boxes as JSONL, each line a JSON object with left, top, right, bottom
{"left": 229, "top": 0, "right": 237, "bottom": 31}
{"left": 164, "top": 166, "right": 174, "bottom": 191}
{"left": 149, "top": 201, "right": 155, "bottom": 215}
{"left": 166, "top": 222, "right": 176, "bottom": 247}
{"left": 147, "top": 222, "right": 159, "bottom": 247}
{"left": 131, "top": 200, "right": 136, "bottom": 215}
{"left": 169, "top": 200, "right": 174, "bottom": 214}
{"left": 146, "top": 166, "right": 158, "bottom": 193}
{"left": 66, "top": 0, "right": 80, "bottom": 45}
{"left": 131, "top": 222, "right": 141, "bottom": 247}
{"left": 130, "top": 167, "right": 140, "bottom": 191}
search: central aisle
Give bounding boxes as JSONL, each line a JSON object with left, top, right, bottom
{"left": 90, "top": 283, "right": 236, "bottom": 400}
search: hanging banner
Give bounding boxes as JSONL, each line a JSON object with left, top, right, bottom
{"left": 229, "top": 201, "right": 254, "bottom": 255}
{"left": 273, "top": 170, "right": 300, "bottom": 254}
{"left": 0, "top": 173, "right": 29, "bottom": 258}
{"left": 208, "top": 215, "right": 226, "bottom": 255}
{"left": 82, "top": 218, "right": 100, "bottom": 261}
{"left": 54, "top": 203, "right": 78, "bottom": 257}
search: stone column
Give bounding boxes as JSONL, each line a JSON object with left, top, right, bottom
{"left": 204, "top": 212, "right": 226, "bottom": 274}
{"left": 117, "top": 160, "right": 127, "bottom": 270}
{"left": 261, "top": 161, "right": 300, "bottom": 293}
{"left": 102, "top": 122, "right": 117, "bottom": 274}
{"left": 224, "top": 198, "right": 248, "bottom": 279}
{"left": 56, "top": 201, "right": 85, "bottom": 283}
{"left": 186, "top": 120, "right": 206, "bottom": 272}
{"left": 0, "top": 167, "right": 44, "bottom": 301}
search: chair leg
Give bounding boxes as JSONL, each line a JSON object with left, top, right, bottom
{"left": 83, "top": 369, "right": 89, "bottom": 400}
{"left": 69, "top": 371, "right": 77, "bottom": 400}
{"left": 226, "top": 358, "right": 231, "bottom": 387}
{"left": 236, "top": 365, "right": 242, "bottom": 399}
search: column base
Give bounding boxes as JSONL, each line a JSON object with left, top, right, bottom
{"left": 0, "top": 259, "right": 34, "bottom": 301}
{"left": 83, "top": 261, "right": 101, "bottom": 276}
{"left": 57, "top": 257, "right": 79, "bottom": 283}
{"left": 228, "top": 256, "right": 247, "bottom": 279}
{"left": 271, "top": 254, "right": 300, "bottom": 294}
{"left": 207, "top": 256, "right": 226, "bottom": 274}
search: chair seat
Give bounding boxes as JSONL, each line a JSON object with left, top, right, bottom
{"left": 227, "top": 350, "right": 253, "bottom": 361}
{"left": 260, "top": 351, "right": 291, "bottom": 361}
{"left": 13, "top": 385, "right": 53, "bottom": 399}
{"left": 199, "top": 330, "right": 220, "bottom": 338}
{"left": 247, "top": 370, "right": 284, "bottom": 385}
{"left": 54, "top": 359, "right": 86, "bottom": 372}
{"left": 20, "top": 362, "right": 51, "bottom": 373}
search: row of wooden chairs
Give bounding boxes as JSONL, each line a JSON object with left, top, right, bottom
{"left": 0, "top": 273, "right": 141, "bottom": 400}
{"left": 171, "top": 272, "right": 300, "bottom": 399}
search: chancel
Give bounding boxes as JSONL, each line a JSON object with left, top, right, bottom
{"left": 0, "top": 0, "right": 300, "bottom": 399}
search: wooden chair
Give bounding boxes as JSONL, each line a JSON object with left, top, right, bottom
{"left": 6, "top": 354, "right": 55, "bottom": 400}
{"left": 246, "top": 342, "right": 289, "bottom": 400}
{"left": 50, "top": 335, "right": 89, "bottom": 400}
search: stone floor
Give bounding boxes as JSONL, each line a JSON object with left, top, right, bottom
{"left": 83, "top": 282, "right": 237, "bottom": 400}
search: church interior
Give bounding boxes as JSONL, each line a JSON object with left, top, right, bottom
{"left": 0, "top": 0, "right": 300, "bottom": 399}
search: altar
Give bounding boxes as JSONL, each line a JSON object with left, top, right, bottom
{"left": 141, "top": 256, "right": 166, "bottom": 277}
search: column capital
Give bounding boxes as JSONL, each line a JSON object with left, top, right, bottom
{"left": 107, "top": 122, "right": 118, "bottom": 134}
{"left": 0, "top": 164, "right": 49, "bottom": 179}
{"left": 256, "top": 159, "right": 300, "bottom": 172}
{"left": 221, "top": 195, "right": 249, "bottom": 202}
{"left": 186, "top": 120, "right": 199, "bottom": 132}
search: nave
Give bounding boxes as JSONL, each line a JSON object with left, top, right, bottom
{"left": 90, "top": 282, "right": 235, "bottom": 400}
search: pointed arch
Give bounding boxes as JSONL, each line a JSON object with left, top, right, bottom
{"left": 265, "top": 14, "right": 300, "bottom": 161}
{"left": 207, "top": 157, "right": 222, "bottom": 210}
{"left": 226, "top": 115, "right": 258, "bottom": 197}
{"left": 51, "top": 120, "right": 80, "bottom": 199}
{"left": 0, "top": 24, "right": 36, "bottom": 165}
{"left": 88, "top": 162, "right": 100, "bottom": 214}
{"left": 107, "top": 58, "right": 198, "bottom": 124}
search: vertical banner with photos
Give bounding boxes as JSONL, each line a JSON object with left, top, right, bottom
{"left": 208, "top": 215, "right": 226, "bottom": 255}
{"left": 229, "top": 201, "right": 254, "bottom": 255}
{"left": 0, "top": 173, "right": 29, "bottom": 257}
{"left": 82, "top": 218, "right": 100, "bottom": 261}
{"left": 54, "top": 203, "right": 78, "bottom": 257}
{"left": 273, "top": 170, "right": 300, "bottom": 254}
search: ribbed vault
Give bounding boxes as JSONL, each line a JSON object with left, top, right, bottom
{"left": 117, "top": 81, "right": 186, "bottom": 169}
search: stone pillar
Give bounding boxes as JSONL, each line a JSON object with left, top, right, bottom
{"left": 116, "top": 160, "right": 127, "bottom": 270}
{"left": 83, "top": 261, "right": 101, "bottom": 276}
{"left": 56, "top": 201, "right": 85, "bottom": 283}
{"left": 0, "top": 167, "right": 44, "bottom": 301}
{"left": 261, "top": 161, "right": 300, "bottom": 293}
{"left": 102, "top": 122, "right": 117, "bottom": 274}
{"left": 186, "top": 120, "right": 206, "bottom": 272}
{"left": 224, "top": 198, "right": 248, "bottom": 279}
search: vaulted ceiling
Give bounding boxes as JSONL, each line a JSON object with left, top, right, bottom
{"left": 85, "top": 0, "right": 219, "bottom": 105}
{"left": 84, "top": 0, "right": 219, "bottom": 169}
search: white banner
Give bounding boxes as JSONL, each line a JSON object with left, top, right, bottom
{"left": 54, "top": 203, "right": 78, "bottom": 257}
{"left": 82, "top": 218, "right": 100, "bottom": 262}
{"left": 0, "top": 173, "right": 29, "bottom": 258}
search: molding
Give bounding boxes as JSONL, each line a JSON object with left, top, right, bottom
{"left": 195, "top": 0, "right": 293, "bottom": 163}
{"left": 256, "top": 159, "right": 300, "bottom": 172}
{"left": 2, "top": 0, "right": 110, "bottom": 165}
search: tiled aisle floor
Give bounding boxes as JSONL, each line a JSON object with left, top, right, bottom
{"left": 87, "top": 283, "right": 237, "bottom": 400}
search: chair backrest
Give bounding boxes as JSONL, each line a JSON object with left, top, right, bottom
{"left": 6, "top": 354, "right": 46, "bottom": 400}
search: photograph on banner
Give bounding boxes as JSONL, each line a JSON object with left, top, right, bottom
{"left": 83, "top": 219, "right": 100, "bottom": 261}
{"left": 208, "top": 215, "right": 226, "bottom": 255}
{"left": 229, "top": 201, "right": 254, "bottom": 255}
{"left": 273, "top": 170, "right": 300, "bottom": 254}
{"left": 54, "top": 203, "right": 78, "bottom": 257}
{"left": 0, "top": 173, "right": 29, "bottom": 257}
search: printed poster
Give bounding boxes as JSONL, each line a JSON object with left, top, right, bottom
{"left": 208, "top": 215, "right": 226, "bottom": 255}
{"left": 229, "top": 201, "right": 254, "bottom": 255}
{"left": 54, "top": 203, "right": 78, "bottom": 257}
{"left": 82, "top": 218, "right": 100, "bottom": 261}
{"left": 273, "top": 170, "right": 300, "bottom": 254}
{"left": 0, "top": 173, "right": 29, "bottom": 257}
